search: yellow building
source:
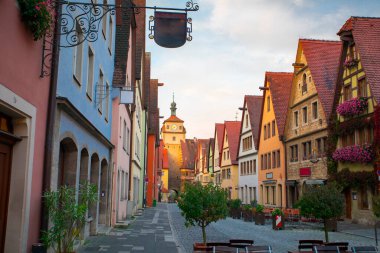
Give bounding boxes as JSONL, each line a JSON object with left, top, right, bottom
{"left": 284, "top": 39, "right": 341, "bottom": 207}
{"left": 333, "top": 17, "right": 380, "bottom": 225}
{"left": 161, "top": 97, "right": 186, "bottom": 193}
{"left": 220, "top": 121, "right": 241, "bottom": 199}
{"left": 258, "top": 72, "right": 293, "bottom": 208}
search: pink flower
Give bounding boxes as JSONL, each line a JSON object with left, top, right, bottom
{"left": 336, "top": 97, "right": 368, "bottom": 117}
{"left": 332, "top": 144, "right": 374, "bottom": 164}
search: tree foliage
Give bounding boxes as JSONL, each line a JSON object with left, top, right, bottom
{"left": 178, "top": 182, "right": 228, "bottom": 243}
{"left": 42, "top": 181, "right": 98, "bottom": 253}
{"left": 296, "top": 183, "right": 344, "bottom": 242}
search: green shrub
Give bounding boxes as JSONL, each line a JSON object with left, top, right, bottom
{"left": 271, "top": 208, "right": 283, "bottom": 217}
{"left": 256, "top": 204, "right": 264, "bottom": 213}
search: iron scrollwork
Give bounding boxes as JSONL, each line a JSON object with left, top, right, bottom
{"left": 186, "top": 0, "right": 199, "bottom": 11}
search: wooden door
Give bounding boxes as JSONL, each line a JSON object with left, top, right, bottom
{"left": 0, "top": 141, "right": 12, "bottom": 253}
{"left": 344, "top": 189, "right": 352, "bottom": 219}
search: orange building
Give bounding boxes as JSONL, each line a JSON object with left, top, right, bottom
{"left": 258, "top": 72, "right": 293, "bottom": 208}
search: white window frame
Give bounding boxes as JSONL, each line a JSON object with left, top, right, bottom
{"left": 311, "top": 100, "right": 319, "bottom": 121}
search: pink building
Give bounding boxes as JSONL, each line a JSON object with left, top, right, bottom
{"left": 0, "top": 0, "right": 53, "bottom": 252}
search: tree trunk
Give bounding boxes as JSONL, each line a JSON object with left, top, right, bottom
{"left": 201, "top": 224, "right": 207, "bottom": 244}
{"left": 323, "top": 218, "right": 329, "bottom": 242}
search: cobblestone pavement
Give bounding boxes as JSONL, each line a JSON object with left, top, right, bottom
{"left": 167, "top": 204, "right": 375, "bottom": 253}
{"left": 78, "top": 203, "right": 179, "bottom": 253}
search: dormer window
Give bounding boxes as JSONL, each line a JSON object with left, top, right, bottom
{"left": 302, "top": 73, "right": 307, "bottom": 94}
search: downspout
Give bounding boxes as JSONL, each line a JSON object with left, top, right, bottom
{"left": 142, "top": 110, "right": 148, "bottom": 207}
{"left": 40, "top": 1, "right": 62, "bottom": 238}
{"left": 107, "top": 146, "right": 113, "bottom": 226}
{"left": 128, "top": 106, "right": 135, "bottom": 201}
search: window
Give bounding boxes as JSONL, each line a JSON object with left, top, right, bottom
{"left": 264, "top": 154, "right": 267, "bottom": 169}
{"left": 123, "top": 120, "right": 127, "bottom": 150}
{"left": 227, "top": 150, "right": 230, "bottom": 159}
{"left": 249, "top": 160, "right": 253, "bottom": 174}
{"left": 266, "top": 186, "right": 269, "bottom": 204}
{"left": 245, "top": 114, "right": 248, "bottom": 128}
{"left": 316, "top": 138, "right": 324, "bottom": 156}
{"left": 242, "top": 136, "right": 253, "bottom": 151}
{"left": 358, "top": 78, "right": 367, "bottom": 98}
{"left": 294, "top": 111, "right": 299, "bottom": 128}
{"left": 105, "top": 82, "right": 110, "bottom": 121}
{"left": 102, "top": 0, "right": 108, "bottom": 38}
{"left": 272, "top": 186, "right": 276, "bottom": 205}
{"left": 73, "top": 21, "right": 84, "bottom": 84}
{"left": 312, "top": 101, "right": 318, "bottom": 120}
{"left": 264, "top": 125, "right": 267, "bottom": 140}
{"left": 97, "top": 69, "right": 104, "bottom": 113}
{"left": 227, "top": 168, "right": 231, "bottom": 179}
{"left": 302, "top": 73, "right": 307, "bottom": 94}
{"left": 290, "top": 145, "right": 298, "bottom": 162}
{"left": 268, "top": 153, "right": 271, "bottom": 169}
{"left": 86, "top": 46, "right": 94, "bottom": 99}
{"left": 253, "top": 160, "right": 256, "bottom": 174}
{"left": 126, "top": 127, "right": 130, "bottom": 154}
{"left": 302, "top": 106, "right": 308, "bottom": 124}
{"left": 302, "top": 141, "right": 312, "bottom": 160}
{"left": 108, "top": 16, "right": 113, "bottom": 53}
{"left": 166, "top": 125, "right": 169, "bottom": 129}
{"left": 172, "top": 136, "right": 176, "bottom": 141}
{"left": 267, "top": 123, "right": 271, "bottom": 138}
{"left": 267, "top": 96, "right": 271, "bottom": 112}
{"left": 240, "top": 162, "right": 243, "bottom": 175}
{"left": 272, "top": 120, "right": 275, "bottom": 136}
{"left": 260, "top": 155, "right": 263, "bottom": 170}
{"left": 179, "top": 126, "right": 182, "bottom": 130}
{"left": 344, "top": 85, "right": 352, "bottom": 101}
{"left": 277, "top": 150, "right": 280, "bottom": 167}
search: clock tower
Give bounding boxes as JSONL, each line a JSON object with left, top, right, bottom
{"left": 161, "top": 95, "right": 186, "bottom": 193}
{"left": 161, "top": 95, "right": 186, "bottom": 145}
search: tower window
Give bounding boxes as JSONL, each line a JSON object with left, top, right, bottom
{"left": 166, "top": 125, "right": 169, "bottom": 129}
{"left": 172, "top": 136, "right": 176, "bottom": 141}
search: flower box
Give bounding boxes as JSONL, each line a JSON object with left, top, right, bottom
{"left": 332, "top": 144, "right": 374, "bottom": 164}
{"left": 336, "top": 97, "right": 368, "bottom": 117}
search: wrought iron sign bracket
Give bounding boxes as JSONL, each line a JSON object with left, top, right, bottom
{"left": 40, "top": 0, "right": 199, "bottom": 77}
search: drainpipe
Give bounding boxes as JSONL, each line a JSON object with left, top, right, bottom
{"left": 128, "top": 105, "right": 135, "bottom": 201}
{"left": 142, "top": 110, "right": 148, "bottom": 207}
{"left": 40, "top": 1, "right": 62, "bottom": 239}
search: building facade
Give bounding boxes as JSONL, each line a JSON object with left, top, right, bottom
{"left": 238, "top": 95, "right": 262, "bottom": 204}
{"left": 220, "top": 121, "right": 241, "bottom": 199}
{"left": 258, "top": 72, "right": 292, "bottom": 208}
{"left": 333, "top": 17, "right": 380, "bottom": 225}
{"left": 213, "top": 123, "right": 225, "bottom": 186}
{"left": 284, "top": 39, "right": 341, "bottom": 207}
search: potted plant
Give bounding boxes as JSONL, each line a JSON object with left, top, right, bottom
{"left": 229, "top": 199, "right": 242, "bottom": 219}
{"left": 296, "top": 183, "right": 344, "bottom": 242}
{"left": 271, "top": 208, "right": 285, "bottom": 230}
{"left": 242, "top": 205, "right": 253, "bottom": 222}
{"left": 42, "top": 181, "right": 98, "bottom": 253}
{"left": 178, "top": 182, "right": 228, "bottom": 244}
{"left": 254, "top": 204, "right": 265, "bottom": 225}
{"left": 17, "top": 0, "right": 54, "bottom": 40}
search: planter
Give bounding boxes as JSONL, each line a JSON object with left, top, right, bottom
{"left": 242, "top": 210, "right": 254, "bottom": 222}
{"left": 336, "top": 97, "right": 368, "bottom": 117}
{"left": 230, "top": 208, "right": 241, "bottom": 219}
{"left": 272, "top": 215, "right": 285, "bottom": 230}
{"left": 193, "top": 243, "right": 212, "bottom": 251}
{"left": 255, "top": 212, "right": 265, "bottom": 225}
{"left": 325, "top": 218, "right": 337, "bottom": 232}
{"left": 332, "top": 145, "right": 374, "bottom": 164}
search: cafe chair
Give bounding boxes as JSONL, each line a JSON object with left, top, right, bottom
{"left": 324, "top": 242, "right": 349, "bottom": 251}
{"left": 245, "top": 245, "right": 273, "bottom": 253}
{"left": 352, "top": 246, "right": 379, "bottom": 253}
{"left": 313, "top": 245, "right": 340, "bottom": 253}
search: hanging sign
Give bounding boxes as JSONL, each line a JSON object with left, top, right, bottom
{"left": 153, "top": 11, "right": 188, "bottom": 48}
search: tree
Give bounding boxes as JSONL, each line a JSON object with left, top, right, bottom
{"left": 296, "top": 183, "right": 344, "bottom": 242}
{"left": 42, "top": 181, "right": 98, "bottom": 253}
{"left": 178, "top": 182, "right": 228, "bottom": 244}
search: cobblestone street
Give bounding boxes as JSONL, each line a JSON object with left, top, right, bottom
{"left": 79, "top": 203, "right": 375, "bottom": 253}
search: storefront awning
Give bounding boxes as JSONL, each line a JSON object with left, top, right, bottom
{"left": 304, "top": 179, "right": 325, "bottom": 185}
{"left": 286, "top": 180, "right": 297, "bottom": 186}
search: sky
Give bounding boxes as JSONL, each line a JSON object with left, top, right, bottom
{"left": 145, "top": 0, "right": 380, "bottom": 139}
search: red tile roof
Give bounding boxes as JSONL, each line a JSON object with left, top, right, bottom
{"left": 163, "top": 115, "right": 184, "bottom": 123}
{"left": 224, "top": 121, "right": 242, "bottom": 165}
{"left": 180, "top": 139, "right": 197, "bottom": 169}
{"left": 338, "top": 17, "right": 380, "bottom": 104}
{"left": 245, "top": 95, "right": 263, "bottom": 150}
{"left": 265, "top": 72, "right": 293, "bottom": 137}
{"left": 300, "top": 39, "right": 342, "bottom": 120}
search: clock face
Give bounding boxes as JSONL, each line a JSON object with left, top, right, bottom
{"left": 171, "top": 124, "right": 177, "bottom": 130}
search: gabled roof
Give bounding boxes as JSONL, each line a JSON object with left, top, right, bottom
{"left": 223, "top": 121, "right": 242, "bottom": 165}
{"left": 338, "top": 17, "right": 380, "bottom": 104}
{"left": 264, "top": 72, "right": 293, "bottom": 137}
{"left": 245, "top": 95, "right": 263, "bottom": 150}
{"left": 299, "top": 39, "right": 342, "bottom": 120}
{"left": 180, "top": 139, "right": 197, "bottom": 169}
{"left": 214, "top": 123, "right": 225, "bottom": 154}
{"left": 163, "top": 115, "right": 184, "bottom": 123}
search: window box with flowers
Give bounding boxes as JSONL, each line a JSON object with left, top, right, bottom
{"left": 336, "top": 97, "right": 368, "bottom": 117}
{"left": 17, "top": 0, "right": 53, "bottom": 41}
{"left": 332, "top": 144, "right": 374, "bottom": 164}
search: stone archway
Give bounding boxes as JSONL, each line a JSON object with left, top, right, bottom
{"left": 58, "top": 138, "right": 78, "bottom": 187}
{"left": 89, "top": 153, "right": 100, "bottom": 235}
{"left": 79, "top": 148, "right": 89, "bottom": 237}
{"left": 98, "top": 159, "right": 108, "bottom": 225}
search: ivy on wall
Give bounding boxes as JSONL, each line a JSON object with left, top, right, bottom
{"left": 329, "top": 168, "right": 377, "bottom": 190}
